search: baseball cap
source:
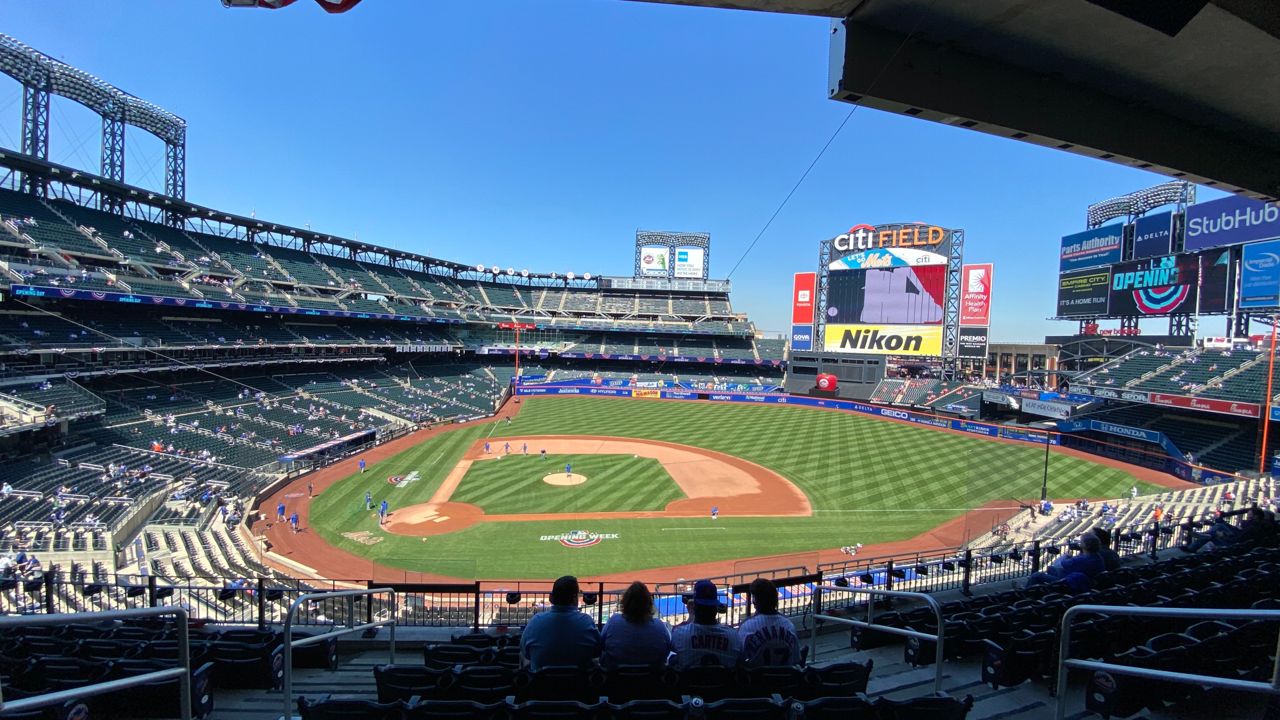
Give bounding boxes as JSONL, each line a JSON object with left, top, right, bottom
{"left": 692, "top": 579, "right": 720, "bottom": 607}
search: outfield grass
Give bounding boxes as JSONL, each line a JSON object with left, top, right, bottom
{"left": 451, "top": 453, "right": 682, "bottom": 514}
{"left": 308, "top": 397, "right": 1165, "bottom": 579}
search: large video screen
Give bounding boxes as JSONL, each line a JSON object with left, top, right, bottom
{"left": 1108, "top": 254, "right": 1199, "bottom": 316}
{"left": 1056, "top": 267, "right": 1111, "bottom": 317}
{"left": 826, "top": 265, "right": 946, "bottom": 325}
{"left": 1198, "top": 247, "right": 1234, "bottom": 314}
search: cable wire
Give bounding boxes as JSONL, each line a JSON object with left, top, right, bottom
{"left": 725, "top": 10, "right": 932, "bottom": 279}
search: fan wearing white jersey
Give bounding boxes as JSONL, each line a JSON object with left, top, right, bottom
{"left": 738, "top": 578, "right": 800, "bottom": 667}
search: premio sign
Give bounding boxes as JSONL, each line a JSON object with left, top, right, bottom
{"left": 540, "top": 530, "right": 619, "bottom": 548}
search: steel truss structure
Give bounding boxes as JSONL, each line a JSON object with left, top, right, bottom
{"left": 1085, "top": 181, "right": 1196, "bottom": 228}
{"left": 0, "top": 152, "right": 617, "bottom": 294}
{"left": 0, "top": 33, "right": 187, "bottom": 212}
{"left": 1065, "top": 182, "right": 1219, "bottom": 340}
{"left": 815, "top": 225, "right": 965, "bottom": 380}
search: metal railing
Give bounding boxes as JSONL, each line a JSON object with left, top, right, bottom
{"left": 1053, "top": 604, "right": 1280, "bottom": 719}
{"left": 810, "top": 585, "right": 945, "bottom": 693}
{"left": 0, "top": 605, "right": 192, "bottom": 719}
{"left": 281, "top": 587, "right": 397, "bottom": 720}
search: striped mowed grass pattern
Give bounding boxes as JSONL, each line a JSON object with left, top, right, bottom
{"left": 451, "top": 453, "right": 682, "bottom": 514}
{"left": 491, "top": 397, "right": 1149, "bottom": 509}
{"left": 305, "top": 396, "right": 1163, "bottom": 578}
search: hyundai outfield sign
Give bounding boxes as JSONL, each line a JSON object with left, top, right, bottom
{"left": 1184, "top": 195, "right": 1280, "bottom": 251}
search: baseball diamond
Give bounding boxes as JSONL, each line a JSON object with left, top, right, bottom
{"left": 265, "top": 395, "right": 1182, "bottom": 580}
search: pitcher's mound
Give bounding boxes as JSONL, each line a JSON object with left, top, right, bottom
{"left": 544, "top": 473, "right": 588, "bottom": 486}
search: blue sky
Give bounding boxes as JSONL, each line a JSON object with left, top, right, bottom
{"left": 2, "top": 1, "right": 1222, "bottom": 341}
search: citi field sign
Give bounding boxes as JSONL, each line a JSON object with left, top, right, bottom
{"left": 832, "top": 223, "right": 949, "bottom": 254}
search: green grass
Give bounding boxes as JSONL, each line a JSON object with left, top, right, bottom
{"left": 451, "top": 453, "right": 682, "bottom": 514}
{"left": 308, "top": 397, "right": 1164, "bottom": 579}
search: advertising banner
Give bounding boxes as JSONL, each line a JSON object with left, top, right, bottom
{"left": 1060, "top": 224, "right": 1123, "bottom": 272}
{"left": 982, "top": 391, "right": 1015, "bottom": 407}
{"left": 792, "top": 272, "right": 816, "bottom": 324}
{"left": 1148, "top": 392, "right": 1259, "bottom": 418}
{"left": 957, "top": 326, "right": 989, "bottom": 359}
{"left": 959, "top": 263, "right": 993, "bottom": 326}
{"left": 1076, "top": 386, "right": 1150, "bottom": 403}
{"left": 1184, "top": 195, "right": 1280, "bottom": 252}
{"left": 831, "top": 223, "right": 951, "bottom": 255}
{"left": 10, "top": 285, "right": 465, "bottom": 325}
{"left": 673, "top": 247, "right": 706, "bottom": 278}
{"left": 829, "top": 247, "right": 946, "bottom": 270}
{"left": 638, "top": 246, "right": 670, "bottom": 276}
{"left": 790, "top": 324, "right": 813, "bottom": 352}
{"left": 1132, "top": 211, "right": 1173, "bottom": 260}
{"left": 1020, "top": 397, "right": 1073, "bottom": 420}
{"left": 1056, "top": 268, "right": 1111, "bottom": 317}
{"left": 824, "top": 324, "right": 943, "bottom": 356}
{"left": 1108, "top": 254, "right": 1199, "bottom": 316}
{"left": 631, "top": 388, "right": 662, "bottom": 399}
{"left": 1240, "top": 239, "right": 1280, "bottom": 309}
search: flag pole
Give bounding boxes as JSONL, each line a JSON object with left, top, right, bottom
{"left": 1260, "top": 315, "right": 1278, "bottom": 474}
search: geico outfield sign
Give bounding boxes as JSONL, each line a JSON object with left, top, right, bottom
{"left": 823, "top": 324, "right": 943, "bottom": 356}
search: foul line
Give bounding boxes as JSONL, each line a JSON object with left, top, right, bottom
{"left": 661, "top": 527, "right": 728, "bottom": 532}
{"left": 812, "top": 506, "right": 1028, "bottom": 514}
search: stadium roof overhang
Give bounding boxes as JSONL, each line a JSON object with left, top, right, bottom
{"left": 634, "top": 0, "right": 1280, "bottom": 201}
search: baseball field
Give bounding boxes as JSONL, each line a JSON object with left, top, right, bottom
{"left": 289, "top": 396, "right": 1168, "bottom": 580}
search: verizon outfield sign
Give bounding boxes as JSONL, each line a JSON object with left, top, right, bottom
{"left": 1148, "top": 393, "right": 1260, "bottom": 418}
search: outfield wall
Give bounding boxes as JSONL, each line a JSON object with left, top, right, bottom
{"left": 513, "top": 386, "right": 1236, "bottom": 484}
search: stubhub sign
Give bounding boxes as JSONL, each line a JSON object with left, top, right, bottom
{"left": 791, "top": 325, "right": 813, "bottom": 351}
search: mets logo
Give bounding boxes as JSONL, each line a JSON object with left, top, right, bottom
{"left": 540, "top": 530, "right": 619, "bottom": 548}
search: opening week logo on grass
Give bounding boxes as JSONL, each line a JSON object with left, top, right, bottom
{"left": 387, "top": 471, "right": 420, "bottom": 488}
{"left": 540, "top": 530, "right": 619, "bottom": 548}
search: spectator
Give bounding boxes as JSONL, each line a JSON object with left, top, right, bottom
{"left": 1187, "top": 507, "right": 1272, "bottom": 552}
{"left": 520, "top": 575, "right": 600, "bottom": 671}
{"left": 670, "top": 580, "right": 740, "bottom": 669}
{"left": 600, "top": 581, "right": 672, "bottom": 669}
{"left": 739, "top": 578, "right": 800, "bottom": 667}
{"left": 1091, "top": 527, "right": 1121, "bottom": 571}
{"left": 1024, "top": 533, "right": 1105, "bottom": 590}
